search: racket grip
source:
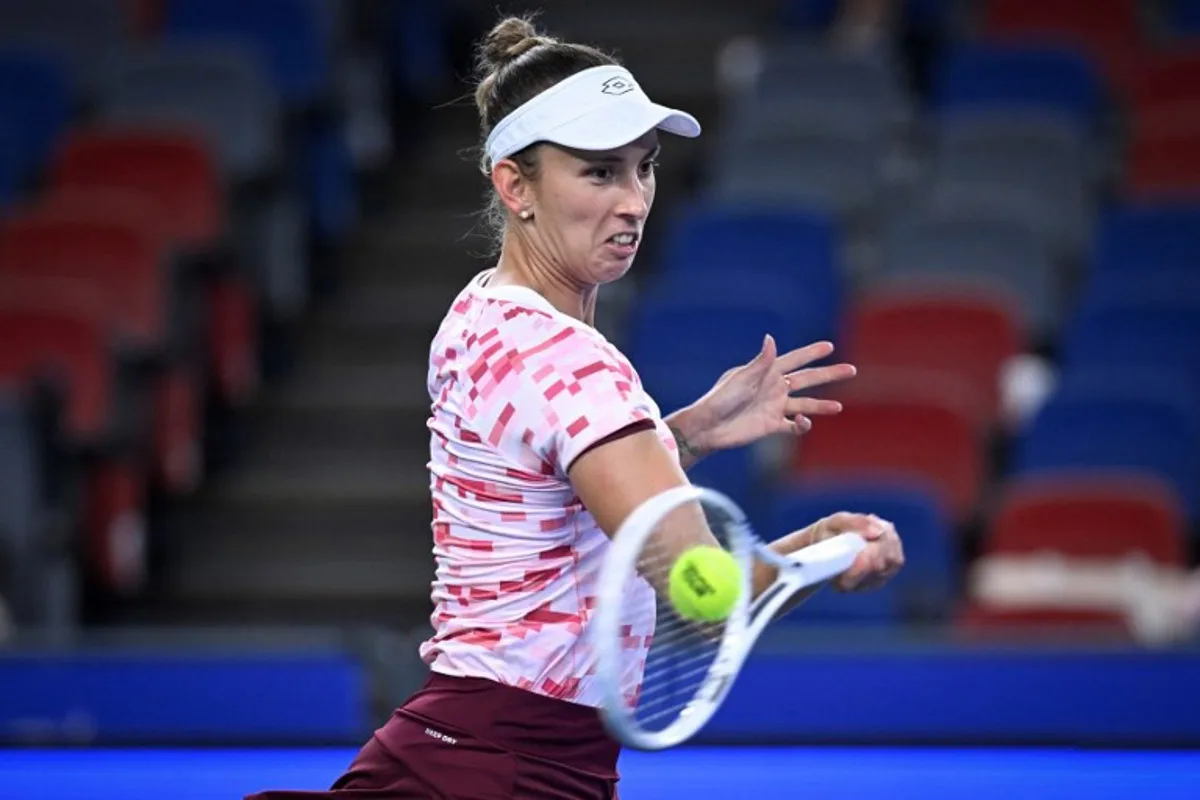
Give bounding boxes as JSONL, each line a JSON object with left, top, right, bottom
{"left": 787, "top": 532, "right": 867, "bottom": 584}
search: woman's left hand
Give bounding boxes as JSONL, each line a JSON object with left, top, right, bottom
{"left": 687, "top": 335, "right": 856, "bottom": 453}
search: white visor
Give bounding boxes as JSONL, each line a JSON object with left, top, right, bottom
{"left": 484, "top": 65, "right": 701, "bottom": 168}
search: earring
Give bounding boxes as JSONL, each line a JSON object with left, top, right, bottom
{"left": 518, "top": 209, "right": 533, "bottom": 221}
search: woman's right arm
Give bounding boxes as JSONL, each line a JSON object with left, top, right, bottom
{"left": 567, "top": 429, "right": 780, "bottom": 597}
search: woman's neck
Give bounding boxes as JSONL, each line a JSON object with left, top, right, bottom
{"left": 490, "top": 236, "right": 597, "bottom": 325}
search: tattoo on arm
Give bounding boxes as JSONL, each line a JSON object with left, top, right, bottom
{"left": 670, "top": 425, "right": 708, "bottom": 468}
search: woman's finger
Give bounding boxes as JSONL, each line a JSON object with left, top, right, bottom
{"left": 785, "top": 397, "right": 844, "bottom": 418}
{"left": 785, "top": 363, "right": 857, "bottom": 392}
{"left": 774, "top": 341, "right": 836, "bottom": 374}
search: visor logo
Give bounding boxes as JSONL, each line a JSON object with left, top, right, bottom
{"left": 601, "top": 76, "right": 635, "bottom": 96}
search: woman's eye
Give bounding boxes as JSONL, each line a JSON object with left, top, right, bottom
{"left": 639, "top": 159, "right": 659, "bottom": 176}
{"left": 587, "top": 166, "right": 613, "bottom": 180}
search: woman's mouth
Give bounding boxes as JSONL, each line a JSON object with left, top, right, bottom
{"left": 606, "top": 232, "right": 639, "bottom": 257}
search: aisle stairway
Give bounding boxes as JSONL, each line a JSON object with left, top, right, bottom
{"left": 127, "top": 0, "right": 779, "bottom": 629}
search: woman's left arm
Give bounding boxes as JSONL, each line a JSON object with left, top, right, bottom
{"left": 664, "top": 336, "right": 856, "bottom": 470}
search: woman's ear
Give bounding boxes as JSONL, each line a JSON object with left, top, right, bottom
{"left": 491, "top": 158, "right": 531, "bottom": 219}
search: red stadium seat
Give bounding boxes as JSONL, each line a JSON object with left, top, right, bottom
{"left": 958, "top": 473, "right": 1187, "bottom": 640}
{"left": 0, "top": 193, "right": 203, "bottom": 494}
{"left": 791, "top": 395, "right": 984, "bottom": 522}
{"left": 0, "top": 310, "right": 148, "bottom": 593}
{"left": 986, "top": 473, "right": 1186, "bottom": 563}
{"left": 843, "top": 289, "right": 1022, "bottom": 428}
{"left": 1126, "top": 51, "right": 1200, "bottom": 121}
{"left": 1125, "top": 128, "right": 1200, "bottom": 200}
{"left": 982, "top": 0, "right": 1143, "bottom": 95}
{"left": 49, "top": 128, "right": 223, "bottom": 249}
{"left": 47, "top": 128, "right": 259, "bottom": 406}
{"left": 0, "top": 194, "right": 168, "bottom": 347}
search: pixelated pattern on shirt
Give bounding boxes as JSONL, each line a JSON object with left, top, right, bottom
{"left": 420, "top": 278, "right": 678, "bottom": 707}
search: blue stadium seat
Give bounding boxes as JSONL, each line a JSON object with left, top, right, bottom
{"left": 1170, "top": 0, "right": 1200, "bottom": 34}
{"left": 1073, "top": 269, "right": 1200, "bottom": 324}
{"left": 164, "top": 0, "right": 330, "bottom": 108}
{"left": 1090, "top": 203, "right": 1200, "bottom": 277}
{"left": 654, "top": 204, "right": 842, "bottom": 341}
{"left": 781, "top": 0, "right": 948, "bottom": 31}
{"left": 1061, "top": 302, "right": 1200, "bottom": 389}
{"left": 164, "top": 0, "right": 356, "bottom": 244}
{"left": 627, "top": 299, "right": 802, "bottom": 387}
{"left": 932, "top": 44, "right": 1102, "bottom": 132}
{"left": 0, "top": 47, "right": 71, "bottom": 186}
{"left": 764, "top": 480, "right": 957, "bottom": 623}
{"left": 1013, "top": 388, "right": 1200, "bottom": 521}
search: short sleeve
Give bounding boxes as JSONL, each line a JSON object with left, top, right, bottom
{"left": 471, "top": 322, "right": 656, "bottom": 477}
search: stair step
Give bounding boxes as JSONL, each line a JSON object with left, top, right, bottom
{"left": 314, "top": 281, "right": 469, "bottom": 330}
{"left": 166, "top": 553, "right": 435, "bottom": 603}
{"left": 207, "top": 457, "right": 429, "bottom": 506}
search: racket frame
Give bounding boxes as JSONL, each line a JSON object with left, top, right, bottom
{"left": 594, "top": 484, "right": 866, "bottom": 751}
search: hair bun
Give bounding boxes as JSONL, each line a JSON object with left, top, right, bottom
{"left": 480, "top": 16, "right": 555, "bottom": 72}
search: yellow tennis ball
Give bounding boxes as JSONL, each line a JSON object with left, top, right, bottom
{"left": 668, "top": 546, "right": 743, "bottom": 622}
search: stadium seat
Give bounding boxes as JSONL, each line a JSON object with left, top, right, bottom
{"left": 1169, "top": 0, "right": 1200, "bottom": 34}
{"left": 654, "top": 204, "right": 842, "bottom": 342}
{"left": 877, "top": 212, "right": 1060, "bottom": 339}
{"left": 780, "top": 0, "right": 949, "bottom": 32}
{"left": 843, "top": 289, "right": 1022, "bottom": 426}
{"left": 1012, "top": 385, "right": 1200, "bottom": 521}
{"left": 1125, "top": 51, "right": 1200, "bottom": 133}
{"left": 47, "top": 128, "right": 259, "bottom": 407}
{"left": 628, "top": 299, "right": 803, "bottom": 395}
{"left": 93, "top": 42, "right": 284, "bottom": 183}
{"left": 766, "top": 479, "right": 957, "bottom": 622}
{"left": 163, "top": 0, "right": 357, "bottom": 245}
{"left": 163, "top": 0, "right": 330, "bottom": 109}
{"left": 985, "top": 474, "right": 1186, "bottom": 562}
{"left": 0, "top": 47, "right": 72, "bottom": 188}
{"left": 0, "top": 0, "right": 133, "bottom": 87}
{"left": 734, "top": 38, "right": 912, "bottom": 137}
{"left": 90, "top": 44, "right": 307, "bottom": 324}
{"left": 959, "top": 472, "right": 1186, "bottom": 639}
{"left": 1060, "top": 301, "right": 1200, "bottom": 388}
{"left": 980, "top": 0, "right": 1142, "bottom": 95}
{"left": 1124, "top": 128, "right": 1200, "bottom": 201}
{"left": 926, "top": 135, "right": 1092, "bottom": 257}
{"left": 710, "top": 129, "right": 886, "bottom": 224}
{"left": 931, "top": 43, "right": 1103, "bottom": 132}
{"left": 49, "top": 129, "right": 222, "bottom": 251}
{"left": 0, "top": 194, "right": 204, "bottom": 494}
{"left": 0, "top": 311, "right": 148, "bottom": 595}
{"left": 1088, "top": 202, "right": 1200, "bottom": 276}
{"left": 791, "top": 394, "right": 985, "bottom": 522}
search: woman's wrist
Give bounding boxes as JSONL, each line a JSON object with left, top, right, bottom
{"left": 663, "top": 405, "right": 715, "bottom": 469}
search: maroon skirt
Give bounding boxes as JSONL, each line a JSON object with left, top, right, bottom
{"left": 244, "top": 672, "right": 622, "bottom": 799}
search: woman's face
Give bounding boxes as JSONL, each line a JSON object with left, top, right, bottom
{"left": 525, "top": 131, "right": 659, "bottom": 285}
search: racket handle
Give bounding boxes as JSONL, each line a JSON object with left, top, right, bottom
{"left": 785, "top": 532, "right": 867, "bottom": 584}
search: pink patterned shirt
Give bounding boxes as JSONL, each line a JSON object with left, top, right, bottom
{"left": 419, "top": 270, "right": 676, "bottom": 708}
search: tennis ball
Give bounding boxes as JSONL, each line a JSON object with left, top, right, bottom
{"left": 668, "top": 546, "right": 743, "bottom": 622}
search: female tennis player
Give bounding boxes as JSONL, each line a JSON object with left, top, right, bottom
{"left": 246, "top": 14, "right": 903, "bottom": 800}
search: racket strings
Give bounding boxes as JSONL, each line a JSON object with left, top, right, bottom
{"left": 621, "top": 507, "right": 737, "bottom": 734}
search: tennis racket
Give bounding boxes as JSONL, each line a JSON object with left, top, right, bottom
{"left": 593, "top": 484, "right": 866, "bottom": 751}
